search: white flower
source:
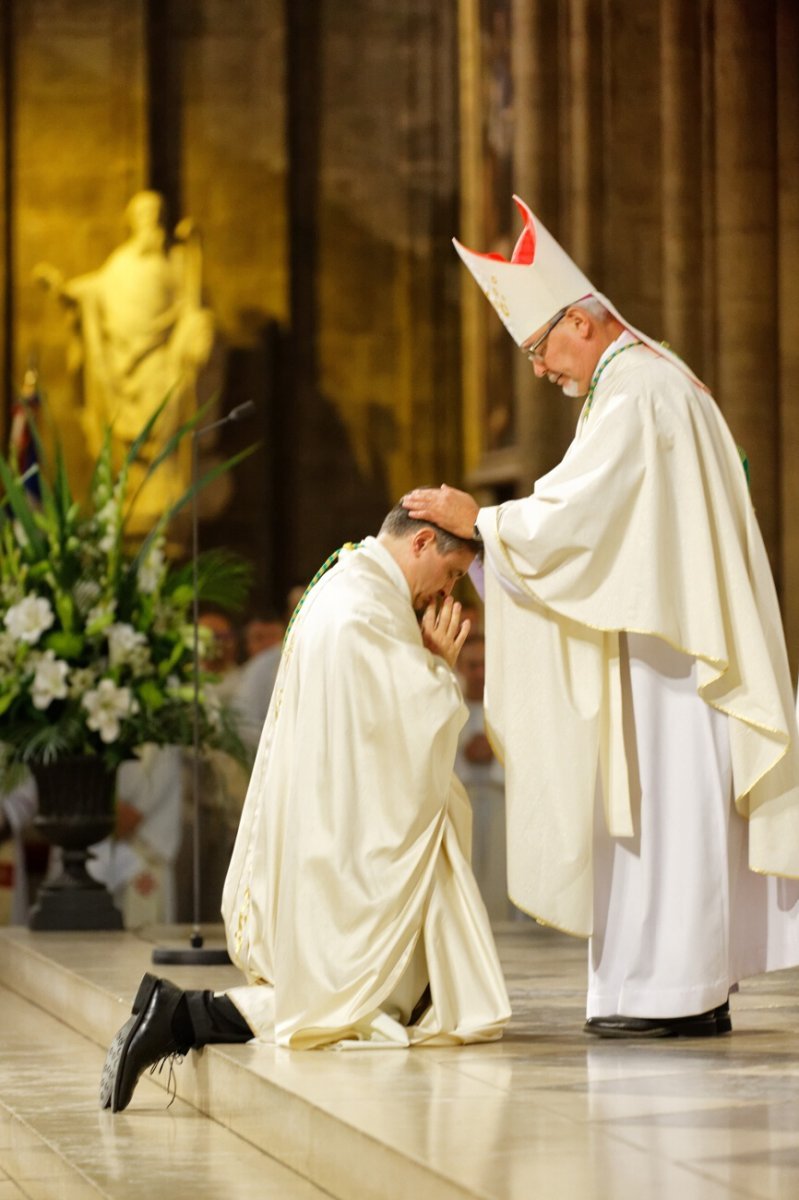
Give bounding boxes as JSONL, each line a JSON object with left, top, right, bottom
{"left": 96, "top": 499, "right": 120, "bottom": 554}
{"left": 128, "top": 645, "right": 152, "bottom": 677}
{"left": 31, "top": 650, "right": 69, "bottom": 710}
{"left": 153, "top": 600, "right": 181, "bottom": 636}
{"left": 1, "top": 581, "right": 24, "bottom": 608}
{"left": 107, "top": 622, "right": 148, "bottom": 669}
{"left": 97, "top": 499, "right": 118, "bottom": 526}
{"left": 82, "top": 678, "right": 139, "bottom": 743}
{"left": 73, "top": 579, "right": 102, "bottom": 616}
{"left": 137, "top": 543, "right": 166, "bottom": 595}
{"left": 5, "top": 595, "right": 55, "bottom": 645}
{"left": 204, "top": 690, "right": 223, "bottom": 731}
{"left": 68, "top": 665, "right": 100, "bottom": 700}
{"left": 86, "top": 599, "right": 117, "bottom": 634}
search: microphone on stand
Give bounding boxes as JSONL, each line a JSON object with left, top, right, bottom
{"left": 152, "top": 399, "right": 256, "bottom": 966}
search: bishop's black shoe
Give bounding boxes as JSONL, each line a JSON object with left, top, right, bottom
{"left": 584, "top": 1000, "right": 731, "bottom": 1039}
{"left": 100, "top": 973, "right": 193, "bottom": 1112}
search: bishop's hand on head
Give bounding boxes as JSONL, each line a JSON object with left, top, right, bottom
{"left": 402, "top": 485, "right": 479, "bottom": 541}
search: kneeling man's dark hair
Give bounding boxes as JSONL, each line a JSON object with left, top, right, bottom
{"left": 380, "top": 491, "right": 478, "bottom": 556}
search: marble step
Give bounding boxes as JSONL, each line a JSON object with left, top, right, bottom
{"left": 0, "top": 927, "right": 483, "bottom": 1200}
{"left": 0, "top": 982, "right": 331, "bottom": 1200}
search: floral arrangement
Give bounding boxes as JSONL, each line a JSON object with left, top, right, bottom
{"left": 0, "top": 397, "right": 252, "bottom": 784}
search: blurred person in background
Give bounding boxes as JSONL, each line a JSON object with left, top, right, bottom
{"left": 89, "top": 746, "right": 183, "bottom": 927}
{"left": 0, "top": 777, "right": 43, "bottom": 925}
{"left": 173, "top": 609, "right": 251, "bottom": 923}
{"left": 243, "top": 614, "right": 284, "bottom": 660}
{"left": 455, "top": 634, "right": 517, "bottom": 922}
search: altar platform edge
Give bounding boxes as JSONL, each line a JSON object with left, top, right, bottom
{"left": 1, "top": 923, "right": 798, "bottom": 1200}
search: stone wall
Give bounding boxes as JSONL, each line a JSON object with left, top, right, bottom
{"left": 0, "top": 0, "right": 461, "bottom": 607}
{"left": 0, "top": 0, "right": 798, "bottom": 665}
{"left": 503, "top": 0, "right": 799, "bottom": 669}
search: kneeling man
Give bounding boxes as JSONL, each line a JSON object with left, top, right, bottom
{"left": 101, "top": 497, "right": 511, "bottom": 1112}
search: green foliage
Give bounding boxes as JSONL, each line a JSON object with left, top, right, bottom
{"left": 167, "top": 548, "right": 252, "bottom": 613}
{"left": 0, "top": 401, "right": 255, "bottom": 785}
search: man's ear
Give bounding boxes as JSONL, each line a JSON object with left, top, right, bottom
{"left": 569, "top": 307, "right": 593, "bottom": 340}
{"left": 412, "top": 527, "right": 436, "bottom": 556}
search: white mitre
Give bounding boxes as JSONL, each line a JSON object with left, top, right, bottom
{"left": 454, "top": 195, "right": 704, "bottom": 388}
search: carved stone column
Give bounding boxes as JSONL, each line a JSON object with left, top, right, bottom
{"left": 601, "top": 0, "right": 662, "bottom": 332}
{"left": 562, "top": 0, "right": 604, "bottom": 280}
{"left": 713, "top": 0, "right": 779, "bottom": 570}
{"left": 512, "top": 0, "right": 571, "bottom": 493}
{"left": 777, "top": 0, "right": 799, "bottom": 669}
{"left": 660, "top": 0, "right": 706, "bottom": 376}
{"left": 0, "top": 4, "right": 10, "bottom": 443}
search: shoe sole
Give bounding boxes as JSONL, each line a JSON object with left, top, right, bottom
{"left": 99, "top": 973, "right": 160, "bottom": 1111}
{"left": 584, "top": 1018, "right": 732, "bottom": 1039}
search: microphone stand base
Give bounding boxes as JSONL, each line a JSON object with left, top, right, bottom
{"left": 151, "top": 935, "right": 231, "bottom": 966}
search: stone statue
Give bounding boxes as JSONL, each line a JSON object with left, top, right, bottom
{"left": 34, "top": 191, "right": 222, "bottom": 537}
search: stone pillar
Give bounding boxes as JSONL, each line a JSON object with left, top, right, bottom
{"left": 562, "top": 0, "right": 604, "bottom": 280}
{"left": 458, "top": 0, "right": 486, "bottom": 479}
{"left": 397, "top": 0, "right": 461, "bottom": 494}
{"left": 0, "top": 4, "right": 10, "bottom": 441}
{"left": 660, "top": 0, "right": 706, "bottom": 376}
{"left": 285, "top": 0, "right": 322, "bottom": 576}
{"left": 285, "top": 0, "right": 462, "bottom": 575}
{"left": 600, "top": 0, "right": 662, "bottom": 331}
{"left": 512, "top": 0, "right": 573, "bottom": 493}
{"left": 698, "top": 0, "right": 718, "bottom": 391}
{"left": 777, "top": 0, "right": 799, "bottom": 670}
{"left": 713, "top": 0, "right": 779, "bottom": 570}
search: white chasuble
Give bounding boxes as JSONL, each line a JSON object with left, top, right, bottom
{"left": 221, "top": 537, "right": 510, "bottom": 1047}
{"left": 479, "top": 339, "right": 799, "bottom": 977}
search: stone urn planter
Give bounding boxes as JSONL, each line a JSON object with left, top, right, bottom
{"left": 27, "top": 758, "right": 123, "bottom": 931}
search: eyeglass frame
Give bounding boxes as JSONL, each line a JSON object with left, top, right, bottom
{"left": 525, "top": 307, "right": 568, "bottom": 364}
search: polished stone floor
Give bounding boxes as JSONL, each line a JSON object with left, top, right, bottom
{"left": 0, "top": 922, "right": 798, "bottom": 1199}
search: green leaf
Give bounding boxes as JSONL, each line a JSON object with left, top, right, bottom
{"left": 122, "top": 392, "right": 218, "bottom": 521}
{"left": 54, "top": 591, "right": 75, "bottom": 632}
{"left": 156, "top": 639, "right": 187, "bottom": 678}
{"left": 121, "top": 387, "right": 181, "bottom": 476}
{"left": 43, "top": 628, "right": 84, "bottom": 657}
{"left": 193, "top": 549, "right": 252, "bottom": 612}
{"left": 0, "top": 455, "right": 46, "bottom": 556}
{"left": 43, "top": 630, "right": 85, "bottom": 659}
{"left": 169, "top": 583, "right": 194, "bottom": 609}
{"left": 86, "top": 608, "right": 115, "bottom": 637}
{"left": 19, "top": 408, "right": 60, "bottom": 534}
{"left": 166, "top": 550, "right": 253, "bottom": 614}
{"left": 130, "top": 442, "right": 259, "bottom": 576}
{"left": 3, "top": 714, "right": 87, "bottom": 767}
{"left": 53, "top": 441, "right": 76, "bottom": 531}
{"left": 0, "top": 464, "right": 40, "bottom": 514}
{"left": 88, "top": 425, "right": 114, "bottom": 499}
{"left": 137, "top": 679, "right": 166, "bottom": 711}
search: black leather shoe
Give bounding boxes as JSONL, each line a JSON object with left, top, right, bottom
{"left": 584, "top": 1000, "right": 731, "bottom": 1039}
{"left": 100, "top": 973, "right": 192, "bottom": 1112}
